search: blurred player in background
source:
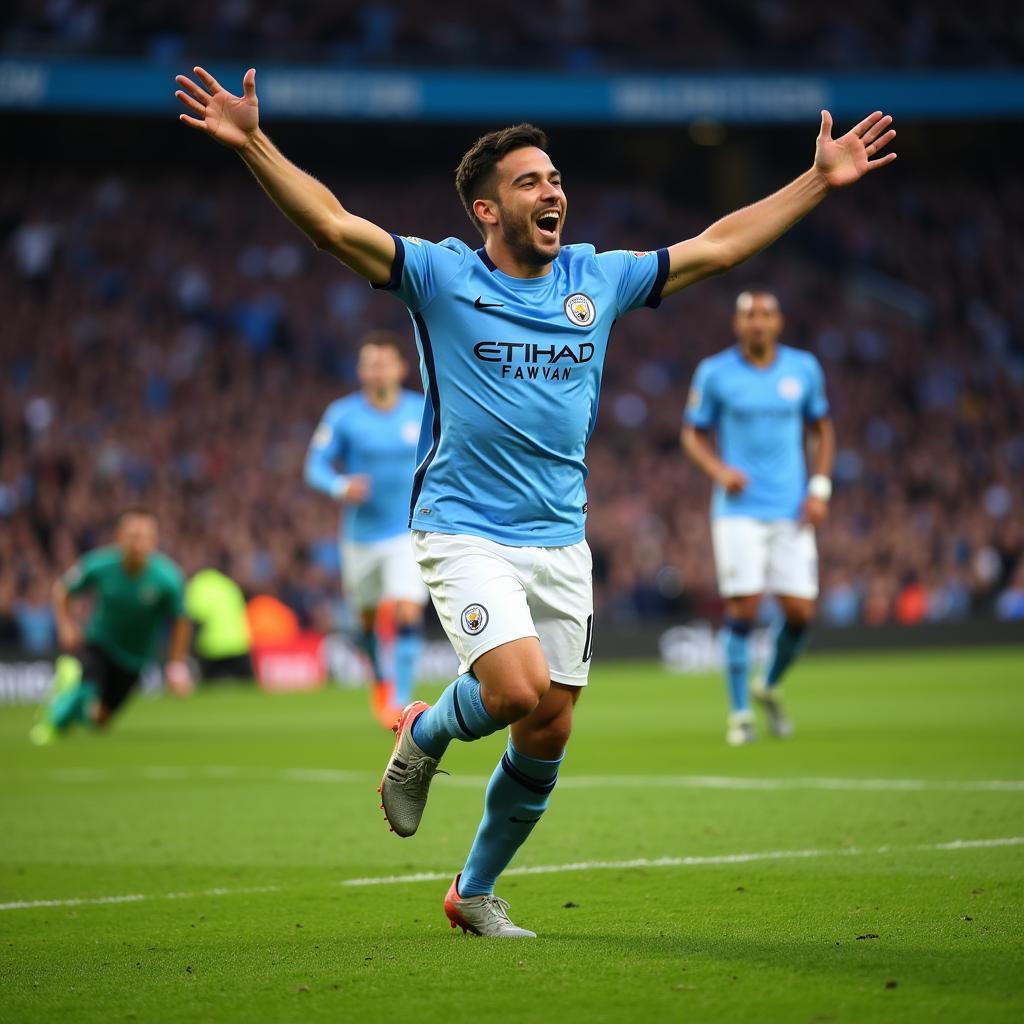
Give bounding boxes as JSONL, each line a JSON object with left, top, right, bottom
{"left": 682, "top": 289, "right": 835, "bottom": 745}
{"left": 185, "top": 564, "right": 253, "bottom": 682}
{"left": 305, "top": 332, "right": 427, "bottom": 727}
{"left": 30, "top": 509, "right": 192, "bottom": 744}
{"left": 175, "top": 63, "right": 893, "bottom": 936}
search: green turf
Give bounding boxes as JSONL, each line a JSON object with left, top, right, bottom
{"left": 2, "top": 648, "right": 1022, "bottom": 1023}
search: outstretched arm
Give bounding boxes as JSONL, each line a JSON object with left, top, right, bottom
{"left": 175, "top": 67, "right": 394, "bottom": 284}
{"left": 661, "top": 110, "right": 896, "bottom": 298}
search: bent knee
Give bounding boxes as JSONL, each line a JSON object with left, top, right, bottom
{"left": 500, "top": 678, "right": 548, "bottom": 720}
{"left": 786, "top": 605, "right": 815, "bottom": 629}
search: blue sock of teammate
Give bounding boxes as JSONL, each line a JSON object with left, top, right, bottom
{"left": 766, "top": 620, "right": 810, "bottom": 688}
{"left": 722, "top": 619, "right": 753, "bottom": 713}
{"left": 393, "top": 624, "right": 422, "bottom": 708}
{"left": 49, "top": 682, "right": 99, "bottom": 730}
{"left": 458, "top": 740, "right": 563, "bottom": 897}
{"left": 356, "top": 627, "right": 384, "bottom": 683}
{"left": 411, "top": 672, "right": 501, "bottom": 759}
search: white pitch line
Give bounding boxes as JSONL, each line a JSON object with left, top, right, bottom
{"left": 40, "top": 767, "right": 1024, "bottom": 793}
{"left": 340, "top": 836, "right": 1024, "bottom": 887}
{"left": 3, "top": 838, "right": 1020, "bottom": 911}
{"left": 0, "top": 885, "right": 279, "bottom": 913}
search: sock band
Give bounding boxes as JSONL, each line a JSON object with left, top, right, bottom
{"left": 451, "top": 686, "right": 478, "bottom": 740}
{"left": 500, "top": 752, "right": 558, "bottom": 795}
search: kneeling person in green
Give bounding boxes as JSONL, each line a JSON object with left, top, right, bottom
{"left": 30, "top": 509, "right": 192, "bottom": 744}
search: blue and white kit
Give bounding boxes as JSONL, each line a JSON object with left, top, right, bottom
{"left": 377, "top": 234, "right": 669, "bottom": 679}
{"left": 685, "top": 343, "right": 830, "bottom": 598}
{"left": 305, "top": 389, "right": 427, "bottom": 608}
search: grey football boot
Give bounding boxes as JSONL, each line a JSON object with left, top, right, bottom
{"left": 378, "top": 701, "right": 441, "bottom": 837}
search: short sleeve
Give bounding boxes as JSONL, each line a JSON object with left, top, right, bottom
{"left": 803, "top": 355, "right": 830, "bottom": 422}
{"left": 313, "top": 406, "right": 348, "bottom": 463}
{"left": 372, "top": 234, "right": 467, "bottom": 313}
{"left": 684, "top": 359, "right": 719, "bottom": 429}
{"left": 63, "top": 553, "right": 98, "bottom": 595}
{"left": 595, "top": 248, "right": 670, "bottom": 316}
{"left": 164, "top": 569, "right": 186, "bottom": 619}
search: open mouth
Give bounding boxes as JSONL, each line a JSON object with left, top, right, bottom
{"left": 535, "top": 210, "right": 560, "bottom": 238}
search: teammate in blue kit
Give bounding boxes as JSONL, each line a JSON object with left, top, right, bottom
{"left": 176, "top": 63, "right": 896, "bottom": 937}
{"left": 683, "top": 290, "right": 835, "bottom": 745}
{"left": 305, "top": 332, "right": 427, "bottom": 727}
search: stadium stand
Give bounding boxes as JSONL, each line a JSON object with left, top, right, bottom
{"left": 1, "top": 141, "right": 1021, "bottom": 650}
{"left": 2, "top": 1, "right": 1021, "bottom": 70}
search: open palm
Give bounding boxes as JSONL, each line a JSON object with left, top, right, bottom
{"left": 815, "top": 109, "right": 896, "bottom": 189}
{"left": 175, "top": 67, "right": 259, "bottom": 149}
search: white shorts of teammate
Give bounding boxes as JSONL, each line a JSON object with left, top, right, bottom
{"left": 342, "top": 533, "right": 428, "bottom": 611}
{"left": 411, "top": 531, "right": 595, "bottom": 688}
{"left": 712, "top": 516, "right": 819, "bottom": 600}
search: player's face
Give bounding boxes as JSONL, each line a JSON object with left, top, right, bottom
{"left": 358, "top": 344, "right": 405, "bottom": 396}
{"left": 118, "top": 515, "right": 157, "bottom": 568}
{"left": 734, "top": 294, "right": 783, "bottom": 352}
{"left": 490, "top": 146, "right": 566, "bottom": 267}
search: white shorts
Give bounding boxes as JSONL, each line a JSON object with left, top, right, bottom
{"left": 712, "top": 517, "right": 819, "bottom": 600}
{"left": 411, "top": 531, "right": 594, "bottom": 687}
{"left": 342, "top": 533, "right": 428, "bottom": 610}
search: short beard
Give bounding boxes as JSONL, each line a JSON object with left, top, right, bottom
{"left": 498, "top": 205, "right": 557, "bottom": 269}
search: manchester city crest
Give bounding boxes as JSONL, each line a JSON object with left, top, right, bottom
{"left": 563, "top": 293, "right": 596, "bottom": 327}
{"left": 461, "top": 603, "right": 489, "bottom": 635}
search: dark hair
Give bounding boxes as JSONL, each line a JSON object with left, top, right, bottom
{"left": 118, "top": 506, "right": 156, "bottom": 523}
{"left": 359, "top": 328, "right": 404, "bottom": 356}
{"left": 454, "top": 124, "right": 550, "bottom": 238}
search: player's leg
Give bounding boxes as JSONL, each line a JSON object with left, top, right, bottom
{"left": 444, "top": 539, "right": 592, "bottom": 937}
{"left": 343, "top": 540, "right": 394, "bottom": 723}
{"left": 767, "top": 594, "right": 815, "bottom": 686}
{"left": 380, "top": 534, "right": 546, "bottom": 837}
{"left": 30, "top": 653, "right": 96, "bottom": 743}
{"left": 753, "top": 522, "right": 819, "bottom": 738}
{"left": 712, "top": 518, "right": 768, "bottom": 745}
{"left": 382, "top": 533, "right": 429, "bottom": 709}
{"left": 445, "top": 683, "right": 577, "bottom": 938}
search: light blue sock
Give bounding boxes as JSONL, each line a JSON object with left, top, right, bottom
{"left": 49, "top": 681, "right": 99, "bottom": 731}
{"left": 411, "top": 672, "right": 502, "bottom": 759}
{"left": 766, "top": 620, "right": 810, "bottom": 688}
{"left": 393, "top": 625, "right": 422, "bottom": 707}
{"left": 355, "top": 627, "right": 384, "bottom": 683}
{"left": 722, "top": 619, "right": 752, "bottom": 713}
{"left": 459, "top": 741, "right": 563, "bottom": 897}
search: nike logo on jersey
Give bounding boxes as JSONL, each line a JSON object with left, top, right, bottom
{"left": 474, "top": 297, "right": 504, "bottom": 309}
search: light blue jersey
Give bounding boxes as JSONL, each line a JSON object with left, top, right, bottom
{"left": 685, "top": 344, "right": 829, "bottom": 521}
{"left": 375, "top": 235, "right": 669, "bottom": 547}
{"left": 305, "top": 390, "right": 424, "bottom": 543}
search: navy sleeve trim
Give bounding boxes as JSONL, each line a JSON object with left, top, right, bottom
{"left": 644, "top": 248, "right": 671, "bottom": 309}
{"left": 370, "top": 232, "right": 406, "bottom": 291}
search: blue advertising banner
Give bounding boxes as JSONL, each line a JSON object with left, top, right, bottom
{"left": 0, "top": 58, "right": 1021, "bottom": 123}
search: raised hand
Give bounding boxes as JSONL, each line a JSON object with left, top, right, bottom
{"left": 175, "top": 66, "right": 260, "bottom": 150}
{"left": 814, "top": 109, "right": 896, "bottom": 190}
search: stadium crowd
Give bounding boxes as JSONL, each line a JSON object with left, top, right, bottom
{"left": 2, "top": 0, "right": 1021, "bottom": 70}
{"left": 1, "top": 153, "right": 1022, "bottom": 652}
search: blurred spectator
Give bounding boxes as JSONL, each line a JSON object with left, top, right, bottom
{"left": 1, "top": 2, "right": 1020, "bottom": 70}
{"left": 995, "top": 565, "right": 1024, "bottom": 622}
{"left": 185, "top": 567, "right": 254, "bottom": 681}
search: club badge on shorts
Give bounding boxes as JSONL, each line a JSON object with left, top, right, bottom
{"left": 461, "top": 603, "right": 489, "bottom": 635}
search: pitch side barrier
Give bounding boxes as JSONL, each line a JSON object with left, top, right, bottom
{"left": 0, "top": 621, "right": 1019, "bottom": 704}
{"left": 2, "top": 59, "right": 1024, "bottom": 122}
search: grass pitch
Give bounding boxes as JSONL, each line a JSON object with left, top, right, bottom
{"left": 1, "top": 648, "right": 1022, "bottom": 1023}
